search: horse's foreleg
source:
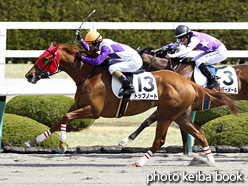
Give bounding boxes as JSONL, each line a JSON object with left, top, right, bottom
{"left": 24, "top": 104, "right": 94, "bottom": 153}
{"left": 130, "top": 119, "right": 171, "bottom": 167}
{"left": 24, "top": 103, "right": 78, "bottom": 148}
{"left": 118, "top": 110, "right": 157, "bottom": 146}
{"left": 55, "top": 105, "right": 95, "bottom": 152}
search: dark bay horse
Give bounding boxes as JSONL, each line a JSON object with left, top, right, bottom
{"left": 119, "top": 47, "right": 248, "bottom": 154}
{"left": 24, "top": 43, "right": 238, "bottom": 167}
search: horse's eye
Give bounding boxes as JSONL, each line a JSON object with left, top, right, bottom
{"left": 42, "top": 57, "right": 49, "bottom": 64}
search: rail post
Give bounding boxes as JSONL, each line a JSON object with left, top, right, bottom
{"left": 188, "top": 111, "right": 196, "bottom": 152}
{"left": 0, "top": 96, "right": 6, "bottom": 153}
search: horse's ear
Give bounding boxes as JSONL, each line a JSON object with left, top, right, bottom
{"left": 51, "top": 43, "right": 60, "bottom": 52}
{"left": 49, "top": 42, "right": 54, "bottom": 49}
{"left": 55, "top": 43, "right": 60, "bottom": 50}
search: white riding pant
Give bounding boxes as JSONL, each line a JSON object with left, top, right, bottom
{"left": 193, "top": 44, "right": 228, "bottom": 67}
{"left": 108, "top": 53, "right": 143, "bottom": 74}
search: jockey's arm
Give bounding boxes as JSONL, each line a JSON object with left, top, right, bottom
{"left": 169, "top": 37, "right": 200, "bottom": 58}
{"left": 82, "top": 46, "right": 111, "bottom": 66}
{"left": 157, "top": 40, "right": 181, "bottom": 52}
{"left": 79, "top": 40, "right": 90, "bottom": 51}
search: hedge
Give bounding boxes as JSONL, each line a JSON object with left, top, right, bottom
{"left": 5, "top": 96, "right": 94, "bottom": 131}
{"left": 1, "top": 0, "right": 248, "bottom": 64}
{"left": 2, "top": 113, "right": 64, "bottom": 148}
{"left": 196, "top": 112, "right": 248, "bottom": 147}
{"left": 194, "top": 100, "right": 248, "bottom": 126}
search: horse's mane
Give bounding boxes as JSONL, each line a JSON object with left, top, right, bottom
{"left": 138, "top": 46, "right": 155, "bottom": 56}
{"left": 59, "top": 42, "right": 109, "bottom": 67}
{"left": 138, "top": 46, "right": 168, "bottom": 58}
{"left": 138, "top": 46, "right": 189, "bottom": 63}
{"left": 59, "top": 43, "right": 79, "bottom": 55}
{"left": 59, "top": 43, "right": 99, "bottom": 58}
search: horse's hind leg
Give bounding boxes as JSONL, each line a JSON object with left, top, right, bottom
{"left": 118, "top": 110, "right": 157, "bottom": 146}
{"left": 175, "top": 110, "right": 215, "bottom": 163}
{"left": 180, "top": 126, "right": 188, "bottom": 155}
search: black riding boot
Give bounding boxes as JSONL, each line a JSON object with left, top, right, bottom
{"left": 118, "top": 75, "right": 135, "bottom": 96}
{"left": 199, "top": 63, "right": 218, "bottom": 89}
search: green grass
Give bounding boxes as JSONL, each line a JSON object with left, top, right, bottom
{"left": 66, "top": 108, "right": 184, "bottom": 148}
{"left": 66, "top": 124, "right": 183, "bottom": 148}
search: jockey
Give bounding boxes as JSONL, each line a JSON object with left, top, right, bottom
{"left": 75, "top": 30, "right": 143, "bottom": 96}
{"left": 157, "top": 25, "right": 228, "bottom": 89}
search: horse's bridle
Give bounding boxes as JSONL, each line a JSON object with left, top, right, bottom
{"left": 35, "top": 49, "right": 78, "bottom": 79}
{"left": 35, "top": 49, "right": 60, "bottom": 79}
{"left": 35, "top": 50, "right": 97, "bottom": 86}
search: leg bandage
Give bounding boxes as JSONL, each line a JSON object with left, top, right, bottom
{"left": 136, "top": 150, "right": 153, "bottom": 167}
{"left": 60, "top": 124, "right": 67, "bottom": 142}
{"left": 36, "top": 130, "right": 51, "bottom": 143}
{"left": 203, "top": 146, "right": 215, "bottom": 163}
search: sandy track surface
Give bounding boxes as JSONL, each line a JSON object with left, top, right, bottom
{"left": 0, "top": 152, "right": 247, "bottom": 186}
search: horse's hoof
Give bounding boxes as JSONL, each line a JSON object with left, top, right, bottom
{"left": 207, "top": 156, "right": 215, "bottom": 164}
{"left": 129, "top": 163, "right": 138, "bottom": 167}
{"left": 118, "top": 137, "right": 131, "bottom": 146}
{"left": 23, "top": 141, "right": 34, "bottom": 148}
{"left": 59, "top": 147, "right": 67, "bottom": 154}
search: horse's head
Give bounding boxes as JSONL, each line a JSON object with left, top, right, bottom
{"left": 25, "top": 42, "right": 61, "bottom": 84}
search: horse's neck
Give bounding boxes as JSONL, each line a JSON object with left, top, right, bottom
{"left": 60, "top": 57, "right": 110, "bottom": 86}
{"left": 59, "top": 52, "right": 94, "bottom": 84}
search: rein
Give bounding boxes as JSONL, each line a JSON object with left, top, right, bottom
{"left": 76, "top": 65, "right": 98, "bottom": 86}
{"left": 145, "top": 53, "right": 180, "bottom": 72}
{"left": 146, "top": 53, "right": 157, "bottom": 71}
{"left": 51, "top": 58, "right": 79, "bottom": 76}
{"left": 173, "top": 62, "right": 181, "bottom": 72}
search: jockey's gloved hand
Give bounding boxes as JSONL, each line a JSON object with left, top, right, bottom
{"left": 151, "top": 49, "right": 160, "bottom": 55}
{"left": 75, "top": 52, "right": 84, "bottom": 61}
{"left": 75, "top": 29, "right": 82, "bottom": 41}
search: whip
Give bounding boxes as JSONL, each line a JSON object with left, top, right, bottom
{"left": 73, "top": 9, "right": 96, "bottom": 44}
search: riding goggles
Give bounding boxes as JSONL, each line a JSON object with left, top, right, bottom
{"left": 177, "top": 35, "right": 187, "bottom": 43}
{"left": 88, "top": 42, "right": 98, "bottom": 48}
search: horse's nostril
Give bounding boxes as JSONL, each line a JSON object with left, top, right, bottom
{"left": 25, "top": 73, "right": 33, "bottom": 79}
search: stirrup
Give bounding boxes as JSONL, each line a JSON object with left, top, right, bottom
{"left": 118, "top": 87, "right": 135, "bottom": 96}
{"left": 207, "top": 80, "right": 218, "bottom": 89}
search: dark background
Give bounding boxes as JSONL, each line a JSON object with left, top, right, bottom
{"left": 1, "top": 0, "right": 248, "bottom": 63}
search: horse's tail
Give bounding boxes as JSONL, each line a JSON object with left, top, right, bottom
{"left": 192, "top": 82, "right": 242, "bottom": 115}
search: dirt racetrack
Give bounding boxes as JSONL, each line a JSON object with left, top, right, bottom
{"left": 0, "top": 152, "right": 247, "bottom": 186}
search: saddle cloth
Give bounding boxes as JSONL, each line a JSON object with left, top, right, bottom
{"left": 194, "top": 65, "right": 238, "bottom": 94}
{"left": 112, "top": 71, "right": 159, "bottom": 100}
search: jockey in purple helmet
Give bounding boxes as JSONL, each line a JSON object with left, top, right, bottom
{"left": 158, "top": 25, "right": 228, "bottom": 89}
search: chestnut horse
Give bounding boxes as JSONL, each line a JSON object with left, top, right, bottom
{"left": 119, "top": 47, "right": 248, "bottom": 154}
{"left": 24, "top": 43, "right": 238, "bottom": 167}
